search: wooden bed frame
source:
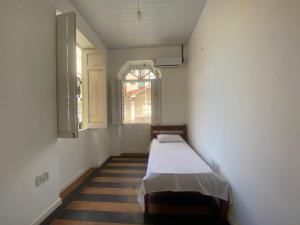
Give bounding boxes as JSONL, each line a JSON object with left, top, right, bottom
{"left": 145, "top": 125, "right": 229, "bottom": 223}
{"left": 151, "top": 125, "right": 188, "bottom": 141}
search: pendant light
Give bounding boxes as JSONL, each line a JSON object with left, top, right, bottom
{"left": 136, "top": 0, "right": 143, "bottom": 21}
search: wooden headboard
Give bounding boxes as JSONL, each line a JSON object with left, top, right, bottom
{"left": 151, "top": 125, "right": 188, "bottom": 142}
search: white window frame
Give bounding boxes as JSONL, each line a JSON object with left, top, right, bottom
{"left": 111, "top": 61, "right": 161, "bottom": 126}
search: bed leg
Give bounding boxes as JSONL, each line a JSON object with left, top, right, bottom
{"left": 219, "top": 200, "right": 229, "bottom": 224}
{"left": 144, "top": 194, "right": 149, "bottom": 214}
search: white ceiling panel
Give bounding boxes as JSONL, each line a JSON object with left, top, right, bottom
{"left": 71, "top": 0, "right": 206, "bottom": 49}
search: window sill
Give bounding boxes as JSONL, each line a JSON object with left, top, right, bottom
{"left": 122, "top": 123, "right": 151, "bottom": 127}
{"left": 79, "top": 128, "right": 89, "bottom": 133}
{"left": 79, "top": 124, "right": 108, "bottom": 132}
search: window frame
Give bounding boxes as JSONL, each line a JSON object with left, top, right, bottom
{"left": 121, "top": 68, "right": 157, "bottom": 125}
{"left": 76, "top": 45, "right": 85, "bottom": 131}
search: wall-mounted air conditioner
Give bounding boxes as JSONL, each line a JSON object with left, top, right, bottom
{"left": 154, "top": 57, "right": 183, "bottom": 68}
{"left": 154, "top": 45, "right": 185, "bottom": 68}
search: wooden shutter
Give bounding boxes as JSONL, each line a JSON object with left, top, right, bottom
{"left": 82, "top": 49, "right": 107, "bottom": 129}
{"left": 111, "top": 80, "right": 122, "bottom": 125}
{"left": 151, "top": 79, "right": 162, "bottom": 125}
{"left": 56, "top": 12, "right": 78, "bottom": 138}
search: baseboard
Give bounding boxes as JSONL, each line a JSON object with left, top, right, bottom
{"left": 39, "top": 158, "right": 111, "bottom": 225}
{"left": 59, "top": 167, "right": 96, "bottom": 199}
{"left": 97, "top": 155, "right": 110, "bottom": 167}
{"left": 59, "top": 167, "right": 91, "bottom": 193}
{"left": 121, "top": 149, "right": 149, "bottom": 154}
{"left": 59, "top": 156, "right": 110, "bottom": 199}
{"left": 121, "top": 153, "right": 149, "bottom": 157}
{"left": 30, "top": 198, "right": 62, "bottom": 225}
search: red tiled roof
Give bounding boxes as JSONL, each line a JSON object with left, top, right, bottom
{"left": 124, "top": 87, "right": 145, "bottom": 97}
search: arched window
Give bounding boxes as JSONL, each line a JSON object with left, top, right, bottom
{"left": 122, "top": 68, "right": 157, "bottom": 124}
{"left": 124, "top": 69, "right": 156, "bottom": 81}
{"left": 111, "top": 61, "right": 161, "bottom": 125}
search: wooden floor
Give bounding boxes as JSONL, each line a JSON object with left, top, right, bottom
{"left": 42, "top": 155, "right": 228, "bottom": 225}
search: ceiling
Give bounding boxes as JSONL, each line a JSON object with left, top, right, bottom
{"left": 71, "top": 0, "right": 206, "bottom": 49}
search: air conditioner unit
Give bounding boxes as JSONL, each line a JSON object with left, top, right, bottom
{"left": 154, "top": 57, "right": 183, "bottom": 68}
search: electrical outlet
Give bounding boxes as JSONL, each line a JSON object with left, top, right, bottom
{"left": 43, "top": 172, "right": 49, "bottom": 182}
{"left": 39, "top": 175, "right": 43, "bottom": 185}
{"left": 42, "top": 173, "right": 46, "bottom": 183}
{"left": 35, "top": 175, "right": 43, "bottom": 187}
{"left": 35, "top": 176, "right": 40, "bottom": 187}
{"left": 35, "top": 171, "right": 49, "bottom": 187}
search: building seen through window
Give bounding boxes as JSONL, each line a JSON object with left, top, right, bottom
{"left": 122, "top": 69, "right": 156, "bottom": 124}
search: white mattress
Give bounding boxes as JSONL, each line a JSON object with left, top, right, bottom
{"left": 138, "top": 139, "right": 232, "bottom": 210}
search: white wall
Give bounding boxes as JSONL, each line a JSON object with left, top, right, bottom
{"left": 89, "top": 128, "right": 110, "bottom": 167}
{"left": 0, "top": 1, "right": 59, "bottom": 225}
{"left": 108, "top": 47, "right": 187, "bottom": 154}
{"left": 0, "top": 1, "right": 109, "bottom": 225}
{"left": 58, "top": 129, "right": 109, "bottom": 192}
{"left": 187, "top": 1, "right": 300, "bottom": 225}
{"left": 57, "top": 131, "right": 90, "bottom": 191}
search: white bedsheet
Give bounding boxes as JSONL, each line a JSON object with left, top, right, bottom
{"left": 138, "top": 139, "right": 232, "bottom": 210}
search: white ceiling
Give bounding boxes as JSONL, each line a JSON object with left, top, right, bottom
{"left": 71, "top": 0, "right": 206, "bottom": 49}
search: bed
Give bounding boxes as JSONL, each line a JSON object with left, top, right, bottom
{"left": 138, "top": 125, "right": 232, "bottom": 222}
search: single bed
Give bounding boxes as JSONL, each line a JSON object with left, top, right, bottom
{"left": 138, "top": 125, "right": 232, "bottom": 222}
